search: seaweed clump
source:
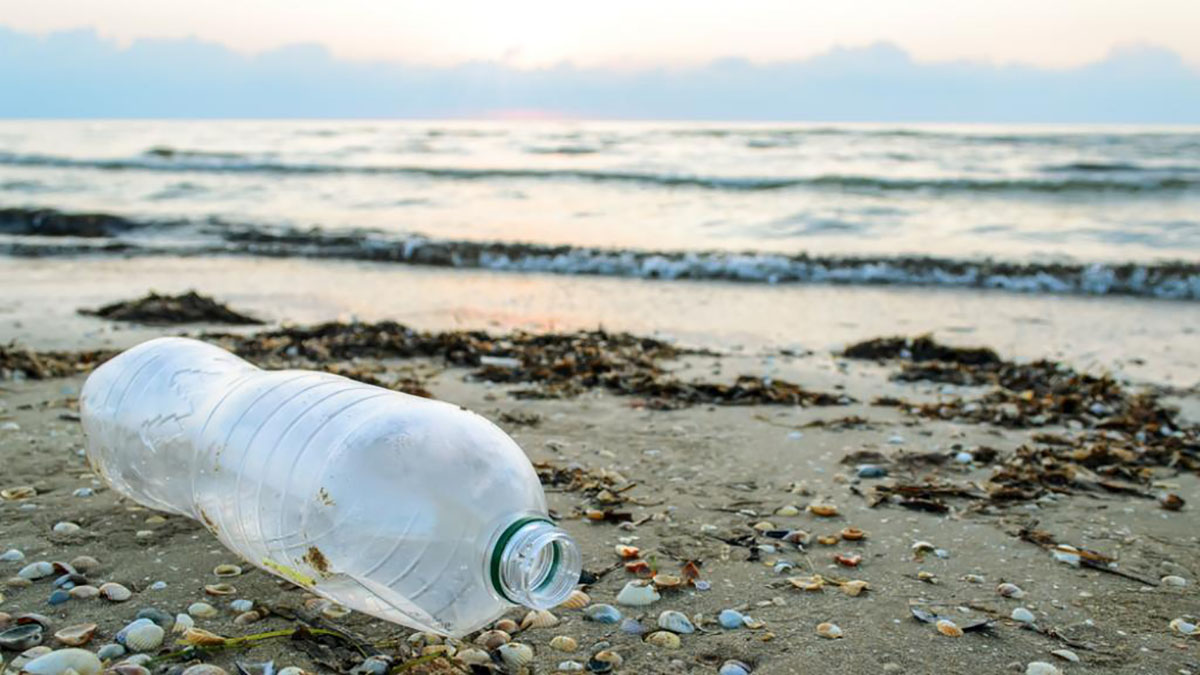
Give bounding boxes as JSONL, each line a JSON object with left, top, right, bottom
{"left": 80, "top": 291, "right": 264, "bottom": 326}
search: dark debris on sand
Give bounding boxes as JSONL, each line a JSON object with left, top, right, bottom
{"left": 844, "top": 334, "right": 1198, "bottom": 511}
{"left": 80, "top": 290, "right": 264, "bottom": 325}
{"left": 208, "top": 320, "right": 849, "bottom": 408}
{"left": 1, "top": 344, "right": 117, "bottom": 380}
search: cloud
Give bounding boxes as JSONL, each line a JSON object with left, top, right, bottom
{"left": 1, "top": 26, "right": 1198, "bottom": 121}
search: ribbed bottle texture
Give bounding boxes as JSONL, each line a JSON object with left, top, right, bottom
{"left": 80, "top": 337, "right": 580, "bottom": 636}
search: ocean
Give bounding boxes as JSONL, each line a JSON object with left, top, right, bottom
{"left": 1, "top": 120, "right": 1198, "bottom": 384}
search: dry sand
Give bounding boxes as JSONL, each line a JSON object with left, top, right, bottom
{"left": 1, "top": 332, "right": 1198, "bottom": 675}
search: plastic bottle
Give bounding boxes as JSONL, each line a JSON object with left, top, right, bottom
{"left": 79, "top": 337, "right": 581, "bottom": 636}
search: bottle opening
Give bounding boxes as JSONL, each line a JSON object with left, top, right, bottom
{"left": 490, "top": 517, "right": 581, "bottom": 609}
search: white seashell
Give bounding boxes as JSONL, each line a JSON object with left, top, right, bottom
{"left": 187, "top": 602, "right": 218, "bottom": 618}
{"left": 495, "top": 642, "right": 534, "bottom": 670}
{"left": 213, "top": 564, "right": 242, "bottom": 577}
{"left": 21, "top": 648, "right": 103, "bottom": 675}
{"left": 1169, "top": 617, "right": 1199, "bottom": 635}
{"left": 615, "top": 580, "right": 660, "bottom": 606}
{"left": 68, "top": 556, "right": 100, "bottom": 574}
{"left": 548, "top": 635, "right": 578, "bottom": 653}
{"left": 1025, "top": 662, "right": 1062, "bottom": 675}
{"left": 180, "top": 665, "right": 229, "bottom": 675}
{"left": 124, "top": 622, "right": 164, "bottom": 652}
{"left": 774, "top": 504, "right": 800, "bottom": 517}
{"left": 229, "top": 599, "right": 254, "bottom": 613}
{"left": 557, "top": 589, "right": 590, "bottom": 609}
{"left": 557, "top": 661, "right": 585, "bottom": 672}
{"left": 643, "top": 631, "right": 681, "bottom": 649}
{"left": 234, "top": 611, "right": 263, "bottom": 626}
{"left": 1011, "top": 607, "right": 1035, "bottom": 624}
{"left": 1050, "top": 649, "right": 1079, "bottom": 663}
{"left": 18, "top": 562, "right": 54, "bottom": 580}
{"left": 816, "top": 622, "right": 843, "bottom": 639}
{"left": 473, "top": 629, "right": 510, "bottom": 650}
{"left": 52, "top": 522, "right": 81, "bottom": 535}
{"left": 455, "top": 648, "right": 492, "bottom": 666}
{"left": 1161, "top": 575, "right": 1188, "bottom": 587}
{"left": 277, "top": 668, "right": 312, "bottom": 675}
{"left": 911, "top": 541, "right": 935, "bottom": 554}
{"left": 0, "top": 549, "right": 24, "bottom": 562}
{"left": 99, "top": 582, "right": 132, "bottom": 602}
{"left": 997, "top": 582, "right": 1025, "bottom": 599}
{"left": 171, "top": 613, "right": 194, "bottom": 634}
{"left": 493, "top": 618, "right": 519, "bottom": 633}
{"left": 656, "top": 610, "right": 695, "bottom": 634}
{"left": 53, "top": 623, "right": 97, "bottom": 647}
{"left": 520, "top": 609, "right": 559, "bottom": 629}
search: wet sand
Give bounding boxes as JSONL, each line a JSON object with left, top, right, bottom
{"left": 1, "top": 322, "right": 1199, "bottom": 674}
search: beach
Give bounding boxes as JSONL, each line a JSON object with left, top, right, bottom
{"left": 1, "top": 302, "right": 1198, "bottom": 674}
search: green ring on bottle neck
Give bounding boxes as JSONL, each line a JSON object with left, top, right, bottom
{"left": 489, "top": 516, "right": 559, "bottom": 603}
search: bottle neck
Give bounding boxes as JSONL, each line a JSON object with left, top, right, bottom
{"left": 489, "top": 517, "right": 581, "bottom": 609}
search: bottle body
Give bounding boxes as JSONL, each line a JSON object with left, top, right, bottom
{"left": 80, "top": 337, "right": 579, "bottom": 636}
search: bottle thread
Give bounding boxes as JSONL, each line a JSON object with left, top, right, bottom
{"left": 490, "top": 517, "right": 581, "bottom": 609}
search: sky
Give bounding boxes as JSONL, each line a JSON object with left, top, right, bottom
{"left": 1, "top": 1, "right": 1199, "bottom": 120}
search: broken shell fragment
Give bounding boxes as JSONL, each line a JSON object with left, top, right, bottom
{"left": 614, "top": 545, "right": 639, "bottom": 559}
{"left": 839, "top": 527, "right": 866, "bottom": 541}
{"left": 473, "top": 630, "right": 511, "bottom": 650}
{"left": 840, "top": 580, "right": 870, "bottom": 597}
{"left": 616, "top": 580, "right": 660, "bottom": 606}
{"left": 817, "top": 536, "right": 839, "bottom": 546}
{"left": 53, "top": 623, "right": 97, "bottom": 647}
{"left": 204, "top": 583, "right": 236, "bottom": 596}
{"left": 807, "top": 504, "right": 838, "bottom": 517}
{"left": 936, "top": 619, "right": 964, "bottom": 637}
{"left": 787, "top": 575, "right": 825, "bottom": 592}
{"left": 213, "top": 564, "right": 242, "bottom": 577}
{"left": 172, "top": 614, "right": 194, "bottom": 633}
{"left": 1168, "top": 618, "right": 1198, "bottom": 636}
{"left": 182, "top": 627, "right": 227, "bottom": 646}
{"left": 816, "top": 622, "right": 843, "bottom": 639}
{"left": 917, "top": 571, "right": 937, "bottom": 583}
{"left": 834, "top": 553, "right": 862, "bottom": 567}
{"left": 651, "top": 573, "right": 683, "bottom": 589}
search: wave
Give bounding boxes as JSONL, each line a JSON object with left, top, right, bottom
{"left": 2, "top": 208, "right": 1197, "bottom": 300}
{"left": 2, "top": 150, "right": 1199, "bottom": 193}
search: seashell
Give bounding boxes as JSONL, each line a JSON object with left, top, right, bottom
{"left": 519, "top": 609, "right": 558, "bottom": 629}
{"left": 120, "top": 654, "right": 153, "bottom": 667}
{"left": 96, "top": 643, "right": 126, "bottom": 661}
{"left": 856, "top": 464, "right": 887, "bottom": 479}
{"left": 557, "top": 660, "right": 585, "bottom": 672}
{"left": 840, "top": 580, "right": 870, "bottom": 597}
{"left": 1168, "top": 617, "right": 1198, "bottom": 635}
{"left": 591, "top": 650, "right": 623, "bottom": 669}
{"left": 743, "top": 616, "right": 766, "bottom": 629}
{"left": 651, "top": 573, "right": 683, "bottom": 589}
{"left": 936, "top": 619, "right": 964, "bottom": 637}
{"left": 21, "top": 648, "right": 102, "bottom": 675}
{"left": 321, "top": 603, "right": 351, "bottom": 620}
{"left": 719, "top": 660, "right": 751, "bottom": 675}
{"left": 816, "top": 622, "right": 843, "bottom": 639}
{"left": 493, "top": 618, "right": 519, "bottom": 633}
{"left": 495, "top": 642, "right": 533, "bottom": 670}
{"left": 643, "top": 630, "right": 681, "bottom": 649}
{"left": 172, "top": 613, "right": 195, "bottom": 632}
{"left": 188, "top": 598, "right": 219, "bottom": 614}
{"left": 52, "top": 522, "right": 82, "bottom": 535}
{"left": 774, "top": 504, "right": 800, "bottom": 517}
{"left": 817, "top": 535, "right": 838, "bottom": 546}
{"left": 718, "top": 609, "right": 744, "bottom": 629}
{"left": 473, "top": 629, "right": 510, "bottom": 650}
{"left": 229, "top": 599, "right": 254, "bottom": 613}
{"left": 1161, "top": 575, "right": 1188, "bottom": 587}
{"left": 583, "top": 604, "right": 622, "bottom": 624}
{"left": 181, "top": 666, "right": 229, "bottom": 675}
{"left": 455, "top": 648, "right": 492, "bottom": 666}
{"left": 69, "top": 556, "right": 100, "bottom": 574}
{"left": 421, "top": 644, "right": 454, "bottom": 657}
{"left": 1159, "top": 492, "right": 1185, "bottom": 511}
{"left": 406, "top": 632, "right": 441, "bottom": 649}
{"left": 548, "top": 635, "right": 578, "bottom": 652}
{"left": 839, "top": 527, "right": 866, "bottom": 541}
{"left": 1050, "top": 649, "right": 1080, "bottom": 663}
{"left": 614, "top": 545, "right": 639, "bottom": 559}
{"left": 234, "top": 610, "right": 264, "bottom": 626}
{"left": 656, "top": 610, "right": 695, "bottom": 634}
{"left": 0, "top": 623, "right": 44, "bottom": 650}
{"left": 99, "top": 582, "right": 132, "bottom": 602}
{"left": 1051, "top": 545, "right": 1081, "bottom": 567}
{"left": 773, "top": 560, "right": 795, "bottom": 574}
{"left": 303, "top": 597, "right": 331, "bottom": 612}
{"left": 782, "top": 529, "right": 810, "bottom": 546}
{"left": 1025, "top": 662, "right": 1062, "bottom": 675}
{"left": 134, "top": 608, "right": 174, "bottom": 631}
{"left": 53, "top": 623, "right": 97, "bottom": 646}
{"left": 997, "top": 582, "right": 1025, "bottom": 599}
{"left": 204, "top": 583, "right": 236, "bottom": 596}
{"left": 182, "top": 627, "right": 227, "bottom": 646}
{"left": 834, "top": 553, "right": 862, "bottom": 567}
{"left": 751, "top": 521, "right": 775, "bottom": 532}
{"left": 619, "top": 618, "right": 647, "bottom": 635}
{"left": 623, "top": 560, "right": 652, "bottom": 576}
{"left": 1, "top": 486, "right": 37, "bottom": 500}
{"left": 18, "top": 562, "right": 54, "bottom": 580}
{"left": 558, "top": 589, "right": 590, "bottom": 609}
{"left": 807, "top": 503, "right": 838, "bottom": 517}
{"left": 917, "top": 571, "right": 937, "bottom": 583}
{"left": 108, "top": 665, "right": 151, "bottom": 675}
{"left": 615, "top": 580, "right": 660, "bottom": 606}
{"left": 17, "top": 613, "right": 54, "bottom": 630}
{"left": 963, "top": 574, "right": 985, "bottom": 584}
{"left": 1011, "top": 607, "right": 1035, "bottom": 624}
{"left": 6, "top": 576, "right": 33, "bottom": 588}
{"left": 787, "top": 575, "right": 825, "bottom": 592}
{"left": 1, "top": 549, "right": 24, "bottom": 562}
{"left": 10, "top": 645, "right": 53, "bottom": 672}
{"left": 123, "top": 622, "right": 164, "bottom": 652}
{"left": 213, "top": 564, "right": 242, "bottom": 577}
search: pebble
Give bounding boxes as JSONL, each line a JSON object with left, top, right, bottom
{"left": 52, "top": 522, "right": 82, "bottom": 535}
{"left": 72, "top": 488, "right": 95, "bottom": 498}
{"left": 718, "top": 609, "right": 744, "bottom": 629}
{"left": 615, "top": 580, "right": 660, "bottom": 606}
{"left": 856, "top": 465, "right": 887, "bottom": 479}
{"left": 47, "top": 590, "right": 70, "bottom": 606}
{"left": 148, "top": 581, "right": 167, "bottom": 591}
{"left": 1011, "top": 607, "right": 1036, "bottom": 624}
{"left": 0, "top": 549, "right": 24, "bottom": 563}
{"left": 997, "top": 582, "right": 1026, "bottom": 599}
{"left": 96, "top": 643, "right": 126, "bottom": 661}
{"left": 1025, "top": 663, "right": 1062, "bottom": 675}
{"left": 954, "top": 451, "right": 973, "bottom": 464}
{"left": 69, "top": 556, "right": 100, "bottom": 573}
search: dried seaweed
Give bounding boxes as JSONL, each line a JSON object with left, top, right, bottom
{"left": 80, "top": 291, "right": 264, "bottom": 325}
{"left": 842, "top": 334, "right": 1000, "bottom": 365}
{"left": 1, "top": 344, "right": 117, "bottom": 380}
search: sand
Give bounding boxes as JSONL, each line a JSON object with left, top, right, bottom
{"left": 1, "top": 330, "right": 1198, "bottom": 675}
